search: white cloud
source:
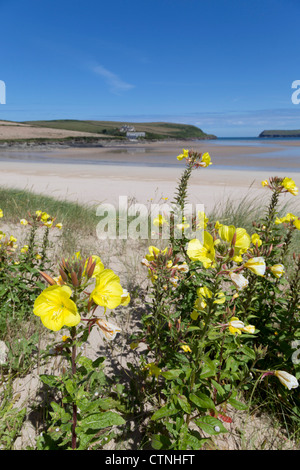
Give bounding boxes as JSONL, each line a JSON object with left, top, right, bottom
{"left": 93, "top": 65, "right": 134, "bottom": 94}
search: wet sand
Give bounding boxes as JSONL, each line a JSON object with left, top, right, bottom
{"left": 0, "top": 139, "right": 299, "bottom": 213}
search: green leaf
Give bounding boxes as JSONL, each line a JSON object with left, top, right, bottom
{"left": 228, "top": 397, "right": 248, "bottom": 411}
{"left": 79, "top": 411, "right": 125, "bottom": 430}
{"left": 199, "top": 357, "right": 217, "bottom": 378}
{"left": 161, "top": 369, "right": 182, "bottom": 380}
{"left": 151, "top": 434, "right": 172, "bottom": 450}
{"left": 178, "top": 395, "right": 191, "bottom": 414}
{"left": 189, "top": 392, "right": 215, "bottom": 411}
{"left": 195, "top": 415, "right": 227, "bottom": 435}
{"left": 151, "top": 404, "right": 179, "bottom": 421}
{"left": 240, "top": 346, "right": 256, "bottom": 360}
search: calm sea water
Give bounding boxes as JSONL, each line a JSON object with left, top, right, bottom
{"left": 0, "top": 137, "right": 299, "bottom": 172}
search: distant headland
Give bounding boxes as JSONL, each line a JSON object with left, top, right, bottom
{"left": 259, "top": 129, "right": 300, "bottom": 138}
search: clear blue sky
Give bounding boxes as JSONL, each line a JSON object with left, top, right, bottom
{"left": 0, "top": 0, "right": 300, "bottom": 136}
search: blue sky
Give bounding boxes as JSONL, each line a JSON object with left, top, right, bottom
{"left": 0, "top": 0, "right": 300, "bottom": 136}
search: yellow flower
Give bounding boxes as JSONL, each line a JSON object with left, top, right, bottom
{"left": 176, "top": 216, "right": 190, "bottom": 230}
{"left": 0, "top": 209, "right": 3, "bottom": 218}
{"left": 153, "top": 214, "right": 168, "bottom": 227}
{"left": 270, "top": 264, "right": 285, "bottom": 278}
{"left": 35, "top": 210, "right": 42, "bottom": 217}
{"left": 242, "top": 324, "right": 256, "bottom": 334}
{"left": 96, "top": 318, "right": 121, "bottom": 341}
{"left": 177, "top": 262, "right": 189, "bottom": 273}
{"left": 84, "top": 255, "right": 104, "bottom": 278}
{"left": 177, "top": 148, "right": 189, "bottom": 161}
{"left": 180, "top": 344, "right": 192, "bottom": 353}
{"left": 144, "top": 362, "right": 161, "bottom": 378}
{"left": 197, "top": 211, "right": 209, "bottom": 230}
{"left": 227, "top": 317, "right": 255, "bottom": 335}
{"left": 229, "top": 272, "right": 249, "bottom": 290}
{"left": 62, "top": 335, "right": 70, "bottom": 342}
{"left": 251, "top": 233, "right": 262, "bottom": 247}
{"left": 218, "top": 225, "right": 251, "bottom": 258}
{"left": 199, "top": 152, "right": 212, "bottom": 167}
{"left": 55, "top": 223, "right": 63, "bottom": 230}
{"left": 90, "top": 269, "right": 124, "bottom": 310}
{"left": 187, "top": 232, "right": 216, "bottom": 268}
{"left": 261, "top": 180, "right": 269, "bottom": 187}
{"left": 294, "top": 219, "right": 300, "bottom": 230}
{"left": 20, "top": 219, "right": 28, "bottom": 226}
{"left": 145, "top": 245, "right": 168, "bottom": 261}
{"left": 33, "top": 285, "right": 80, "bottom": 331}
{"left": 121, "top": 288, "right": 131, "bottom": 306}
{"left": 274, "top": 370, "right": 299, "bottom": 390}
{"left": 20, "top": 245, "right": 29, "bottom": 254}
{"left": 282, "top": 177, "right": 298, "bottom": 196}
{"left": 244, "top": 257, "right": 266, "bottom": 276}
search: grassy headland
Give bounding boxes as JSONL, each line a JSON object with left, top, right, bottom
{"left": 22, "top": 119, "right": 216, "bottom": 141}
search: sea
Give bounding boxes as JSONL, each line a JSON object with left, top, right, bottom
{"left": 0, "top": 137, "right": 299, "bottom": 173}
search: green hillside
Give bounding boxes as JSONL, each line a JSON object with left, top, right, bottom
{"left": 22, "top": 119, "right": 216, "bottom": 140}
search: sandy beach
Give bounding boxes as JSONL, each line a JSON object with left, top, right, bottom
{"left": 0, "top": 139, "right": 299, "bottom": 213}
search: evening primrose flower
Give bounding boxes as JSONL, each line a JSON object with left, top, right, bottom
{"left": 145, "top": 245, "right": 168, "bottom": 261}
{"left": 199, "top": 152, "right": 212, "bottom": 167}
{"left": 153, "top": 214, "right": 168, "bottom": 227}
{"left": 294, "top": 219, "right": 300, "bottom": 230}
{"left": 33, "top": 285, "right": 80, "bottom": 331}
{"left": 177, "top": 149, "right": 189, "bottom": 161}
{"left": 0, "top": 209, "right": 3, "bottom": 218}
{"left": 20, "top": 219, "right": 28, "bottom": 226}
{"left": 90, "top": 269, "right": 124, "bottom": 310}
{"left": 282, "top": 177, "right": 298, "bottom": 196}
{"left": 84, "top": 255, "right": 104, "bottom": 278}
{"left": 55, "top": 223, "right": 63, "bottom": 230}
{"left": 143, "top": 362, "right": 161, "bottom": 378}
{"left": 244, "top": 257, "right": 266, "bottom": 276}
{"left": 227, "top": 317, "right": 255, "bottom": 335}
{"left": 270, "top": 264, "right": 285, "bottom": 278}
{"left": 96, "top": 318, "right": 121, "bottom": 341}
{"left": 180, "top": 344, "right": 192, "bottom": 353}
{"left": 120, "top": 288, "right": 131, "bottom": 306}
{"left": 274, "top": 370, "right": 299, "bottom": 390}
{"left": 229, "top": 272, "right": 249, "bottom": 290}
{"left": 20, "top": 245, "right": 29, "bottom": 254}
{"left": 187, "top": 232, "right": 216, "bottom": 268}
{"left": 218, "top": 225, "right": 251, "bottom": 259}
{"left": 251, "top": 233, "right": 262, "bottom": 247}
{"left": 197, "top": 211, "right": 209, "bottom": 230}
{"left": 261, "top": 180, "right": 269, "bottom": 187}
